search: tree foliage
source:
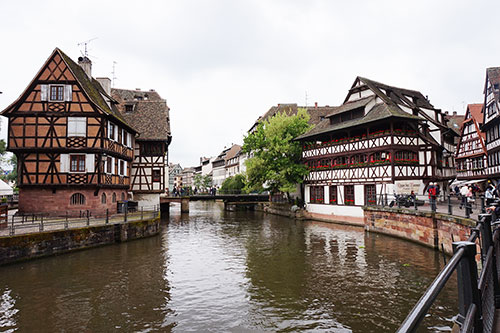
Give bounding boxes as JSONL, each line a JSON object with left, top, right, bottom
{"left": 242, "top": 108, "right": 312, "bottom": 194}
{"left": 219, "top": 174, "right": 247, "bottom": 194}
{"left": 193, "top": 174, "right": 213, "bottom": 192}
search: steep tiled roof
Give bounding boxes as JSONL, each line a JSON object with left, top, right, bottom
{"left": 224, "top": 144, "right": 242, "bottom": 161}
{"left": 486, "top": 67, "right": 500, "bottom": 103}
{"left": 295, "top": 102, "right": 421, "bottom": 140}
{"left": 112, "top": 88, "right": 171, "bottom": 142}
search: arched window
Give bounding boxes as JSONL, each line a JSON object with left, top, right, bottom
{"left": 112, "top": 193, "right": 117, "bottom": 203}
{"left": 70, "top": 193, "right": 85, "bottom": 205}
{"left": 101, "top": 193, "right": 107, "bottom": 204}
{"left": 121, "top": 192, "right": 125, "bottom": 201}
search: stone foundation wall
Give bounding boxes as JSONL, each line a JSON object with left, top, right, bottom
{"left": 364, "top": 206, "right": 475, "bottom": 254}
{"left": 0, "top": 215, "right": 160, "bottom": 265}
{"left": 19, "top": 187, "right": 128, "bottom": 217}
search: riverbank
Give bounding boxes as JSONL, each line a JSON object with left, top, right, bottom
{"left": 257, "top": 202, "right": 475, "bottom": 254}
{"left": 0, "top": 214, "right": 161, "bottom": 265}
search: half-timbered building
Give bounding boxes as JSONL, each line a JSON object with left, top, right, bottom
{"left": 295, "top": 77, "right": 456, "bottom": 221}
{"left": 456, "top": 104, "right": 487, "bottom": 181}
{"left": 482, "top": 67, "right": 500, "bottom": 182}
{"left": 112, "top": 88, "right": 171, "bottom": 207}
{"left": 1, "top": 48, "right": 137, "bottom": 216}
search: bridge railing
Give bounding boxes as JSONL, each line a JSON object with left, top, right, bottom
{"left": 397, "top": 213, "right": 500, "bottom": 332}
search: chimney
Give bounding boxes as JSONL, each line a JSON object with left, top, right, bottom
{"left": 78, "top": 56, "right": 92, "bottom": 79}
{"left": 96, "top": 77, "right": 111, "bottom": 95}
{"left": 453, "top": 111, "right": 457, "bottom": 116}
{"left": 444, "top": 111, "right": 449, "bottom": 115}
{"left": 315, "top": 102, "right": 318, "bottom": 108}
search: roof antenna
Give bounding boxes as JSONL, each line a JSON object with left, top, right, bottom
{"left": 77, "top": 37, "right": 98, "bottom": 57}
{"left": 112, "top": 61, "right": 118, "bottom": 88}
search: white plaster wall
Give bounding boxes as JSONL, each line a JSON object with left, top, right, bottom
{"left": 354, "top": 184, "right": 364, "bottom": 206}
{"left": 306, "top": 204, "right": 364, "bottom": 218}
{"left": 133, "top": 193, "right": 160, "bottom": 209}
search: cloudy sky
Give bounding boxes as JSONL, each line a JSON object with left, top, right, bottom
{"left": 0, "top": 0, "right": 498, "bottom": 167}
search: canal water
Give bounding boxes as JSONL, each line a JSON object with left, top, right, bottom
{"left": 0, "top": 202, "right": 457, "bottom": 332}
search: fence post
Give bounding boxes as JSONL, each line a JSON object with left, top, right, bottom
{"left": 86, "top": 210, "right": 90, "bottom": 226}
{"left": 124, "top": 202, "right": 128, "bottom": 223}
{"left": 40, "top": 215, "right": 44, "bottom": 232}
{"left": 414, "top": 196, "right": 418, "bottom": 210}
{"left": 481, "top": 196, "right": 486, "bottom": 214}
{"left": 65, "top": 211, "right": 68, "bottom": 229}
{"left": 465, "top": 202, "right": 471, "bottom": 219}
{"left": 385, "top": 193, "right": 388, "bottom": 206}
{"left": 480, "top": 214, "right": 500, "bottom": 307}
{"left": 453, "top": 241, "right": 482, "bottom": 331}
{"left": 448, "top": 195, "right": 452, "bottom": 215}
{"left": 141, "top": 206, "right": 144, "bottom": 220}
{"left": 10, "top": 215, "right": 14, "bottom": 235}
{"left": 106, "top": 209, "right": 109, "bottom": 224}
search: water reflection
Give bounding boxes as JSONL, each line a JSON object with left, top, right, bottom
{"left": 0, "top": 201, "right": 457, "bottom": 332}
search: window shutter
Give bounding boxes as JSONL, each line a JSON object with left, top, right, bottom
{"left": 108, "top": 122, "right": 112, "bottom": 139}
{"left": 124, "top": 161, "right": 127, "bottom": 176}
{"left": 103, "top": 157, "right": 107, "bottom": 174}
{"left": 60, "top": 154, "right": 69, "bottom": 172}
{"left": 112, "top": 157, "right": 115, "bottom": 174}
{"left": 67, "top": 119, "right": 76, "bottom": 136}
{"left": 86, "top": 154, "right": 95, "bottom": 173}
{"left": 77, "top": 118, "right": 86, "bottom": 136}
{"left": 40, "top": 85, "right": 48, "bottom": 101}
{"left": 64, "top": 85, "right": 72, "bottom": 101}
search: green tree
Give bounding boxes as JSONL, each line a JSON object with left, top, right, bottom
{"left": 242, "top": 108, "right": 312, "bottom": 195}
{"left": 202, "top": 174, "right": 213, "bottom": 190}
{"left": 220, "top": 174, "right": 247, "bottom": 194}
{"left": 193, "top": 174, "right": 203, "bottom": 190}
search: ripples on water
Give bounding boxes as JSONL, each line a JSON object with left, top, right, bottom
{"left": 0, "top": 201, "right": 457, "bottom": 332}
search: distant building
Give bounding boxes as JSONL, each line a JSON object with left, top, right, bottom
{"left": 181, "top": 167, "right": 195, "bottom": 189}
{"left": 169, "top": 163, "right": 183, "bottom": 191}
{"left": 456, "top": 104, "right": 487, "bottom": 181}
{"left": 212, "top": 147, "right": 231, "bottom": 187}
{"left": 225, "top": 144, "right": 242, "bottom": 178}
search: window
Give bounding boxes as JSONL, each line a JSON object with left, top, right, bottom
{"left": 121, "top": 192, "right": 125, "bottom": 201}
{"left": 310, "top": 186, "right": 324, "bottom": 204}
{"left": 101, "top": 193, "right": 107, "bottom": 204}
{"left": 50, "top": 85, "right": 64, "bottom": 101}
{"left": 125, "top": 105, "right": 134, "bottom": 113}
{"left": 68, "top": 117, "right": 86, "bottom": 137}
{"left": 70, "top": 155, "right": 85, "bottom": 172}
{"left": 140, "top": 142, "right": 163, "bottom": 156}
{"left": 329, "top": 185, "right": 337, "bottom": 205}
{"left": 344, "top": 185, "right": 355, "bottom": 205}
{"left": 122, "top": 129, "right": 127, "bottom": 146}
{"left": 153, "top": 169, "right": 161, "bottom": 182}
{"left": 365, "top": 185, "right": 376, "bottom": 206}
{"left": 119, "top": 160, "right": 125, "bottom": 176}
{"left": 106, "top": 157, "right": 112, "bottom": 173}
{"left": 109, "top": 123, "right": 115, "bottom": 140}
{"left": 395, "top": 151, "right": 419, "bottom": 164}
{"left": 70, "top": 193, "right": 85, "bottom": 205}
{"left": 112, "top": 193, "right": 117, "bottom": 203}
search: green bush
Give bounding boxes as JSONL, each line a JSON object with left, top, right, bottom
{"left": 220, "top": 174, "right": 247, "bottom": 194}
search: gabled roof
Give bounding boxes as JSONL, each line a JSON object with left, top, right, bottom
{"left": 1, "top": 48, "right": 135, "bottom": 132}
{"left": 295, "top": 102, "right": 421, "bottom": 140}
{"left": 485, "top": 67, "right": 500, "bottom": 103}
{"left": 112, "top": 88, "right": 171, "bottom": 143}
{"left": 351, "top": 77, "right": 435, "bottom": 110}
{"left": 224, "top": 144, "right": 242, "bottom": 161}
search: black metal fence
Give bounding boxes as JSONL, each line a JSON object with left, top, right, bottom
{"left": 1, "top": 205, "right": 160, "bottom": 236}
{"left": 371, "top": 193, "right": 484, "bottom": 219}
{"left": 397, "top": 213, "right": 500, "bottom": 332}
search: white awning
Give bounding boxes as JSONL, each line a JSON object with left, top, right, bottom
{"left": 450, "top": 179, "right": 487, "bottom": 187}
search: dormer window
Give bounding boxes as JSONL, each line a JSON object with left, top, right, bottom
{"left": 50, "top": 85, "right": 64, "bottom": 101}
{"left": 495, "top": 83, "right": 499, "bottom": 90}
{"left": 125, "top": 105, "right": 134, "bottom": 113}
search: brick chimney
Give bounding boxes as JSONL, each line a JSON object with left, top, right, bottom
{"left": 78, "top": 56, "right": 92, "bottom": 79}
{"left": 96, "top": 77, "right": 111, "bottom": 95}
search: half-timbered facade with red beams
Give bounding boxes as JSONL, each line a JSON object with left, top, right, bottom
{"left": 482, "top": 67, "right": 500, "bottom": 182}
{"left": 112, "top": 88, "right": 171, "bottom": 207}
{"left": 1, "top": 48, "right": 137, "bottom": 216}
{"left": 295, "top": 77, "right": 456, "bottom": 220}
{"left": 456, "top": 104, "right": 487, "bottom": 180}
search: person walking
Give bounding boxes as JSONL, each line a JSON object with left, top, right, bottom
{"left": 428, "top": 182, "right": 437, "bottom": 212}
{"left": 460, "top": 185, "right": 468, "bottom": 209}
{"left": 485, "top": 185, "right": 495, "bottom": 205}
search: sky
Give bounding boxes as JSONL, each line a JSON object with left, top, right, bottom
{"left": 0, "top": 0, "right": 499, "bottom": 167}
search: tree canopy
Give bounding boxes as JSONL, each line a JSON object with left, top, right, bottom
{"left": 242, "top": 108, "right": 312, "bottom": 194}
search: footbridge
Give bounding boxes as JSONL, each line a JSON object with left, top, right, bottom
{"left": 160, "top": 194, "right": 269, "bottom": 213}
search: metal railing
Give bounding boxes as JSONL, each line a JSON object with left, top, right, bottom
{"left": 369, "top": 193, "right": 484, "bottom": 218}
{"left": 1, "top": 205, "right": 160, "bottom": 236}
{"left": 397, "top": 213, "right": 500, "bottom": 332}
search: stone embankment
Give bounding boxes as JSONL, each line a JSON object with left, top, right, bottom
{"left": 258, "top": 203, "right": 474, "bottom": 255}
{"left": 0, "top": 215, "right": 161, "bottom": 265}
